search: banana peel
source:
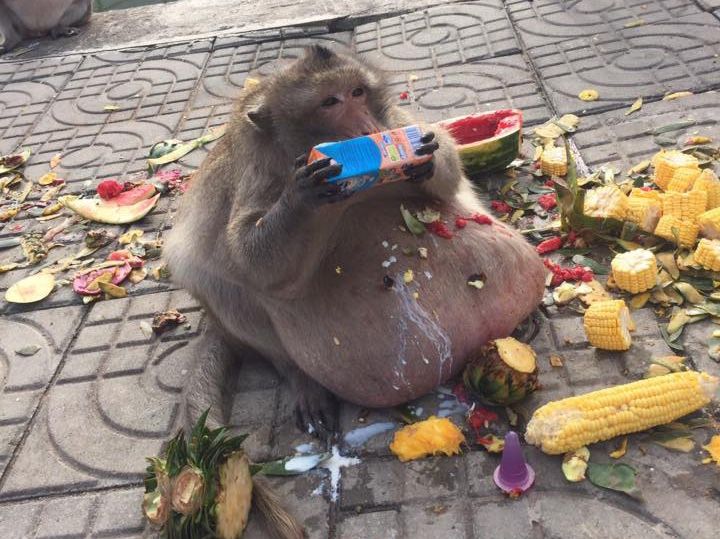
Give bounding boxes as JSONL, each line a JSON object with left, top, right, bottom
{"left": 59, "top": 192, "right": 160, "bottom": 224}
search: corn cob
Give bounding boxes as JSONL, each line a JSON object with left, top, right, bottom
{"left": 583, "top": 299, "right": 633, "bottom": 351}
{"left": 611, "top": 249, "right": 657, "bottom": 293}
{"left": 654, "top": 215, "right": 699, "bottom": 248}
{"left": 653, "top": 150, "right": 700, "bottom": 190}
{"left": 694, "top": 238, "right": 720, "bottom": 271}
{"left": 692, "top": 169, "right": 720, "bottom": 210}
{"left": 698, "top": 207, "right": 720, "bottom": 240}
{"left": 625, "top": 197, "right": 662, "bottom": 232}
{"left": 540, "top": 146, "right": 567, "bottom": 177}
{"left": 629, "top": 188, "right": 662, "bottom": 203}
{"left": 525, "top": 371, "right": 719, "bottom": 454}
{"left": 584, "top": 185, "right": 629, "bottom": 220}
{"left": 667, "top": 167, "right": 701, "bottom": 192}
{"left": 661, "top": 190, "right": 707, "bottom": 221}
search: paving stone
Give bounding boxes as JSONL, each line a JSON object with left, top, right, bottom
{"left": 0, "top": 306, "right": 84, "bottom": 476}
{"left": 35, "top": 494, "right": 94, "bottom": 538}
{"left": 697, "top": 0, "right": 720, "bottom": 9}
{"left": 528, "top": 14, "right": 720, "bottom": 117}
{"left": 92, "top": 488, "right": 146, "bottom": 536}
{"left": 339, "top": 403, "right": 399, "bottom": 456}
{"left": 387, "top": 55, "right": 551, "bottom": 126}
{"left": 572, "top": 90, "right": 720, "bottom": 173}
{"left": 354, "top": 1, "right": 519, "bottom": 71}
{"left": 338, "top": 509, "right": 401, "bottom": 539}
{"left": 400, "top": 497, "right": 468, "bottom": 538}
{"left": 341, "top": 455, "right": 464, "bottom": 509}
{"left": 470, "top": 498, "right": 534, "bottom": 538}
{"left": 508, "top": 0, "right": 702, "bottom": 49}
{"left": 0, "top": 55, "right": 81, "bottom": 85}
{"left": 680, "top": 319, "right": 720, "bottom": 377}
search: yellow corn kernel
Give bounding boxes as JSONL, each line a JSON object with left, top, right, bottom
{"left": 666, "top": 167, "right": 701, "bottom": 192}
{"left": 525, "top": 371, "right": 719, "bottom": 454}
{"left": 611, "top": 249, "right": 657, "bottom": 293}
{"left": 584, "top": 185, "right": 629, "bottom": 220}
{"left": 629, "top": 188, "right": 662, "bottom": 203}
{"left": 698, "top": 207, "right": 720, "bottom": 240}
{"left": 583, "top": 299, "right": 633, "bottom": 351}
{"left": 653, "top": 150, "right": 700, "bottom": 190}
{"left": 661, "top": 190, "right": 706, "bottom": 220}
{"left": 541, "top": 146, "right": 567, "bottom": 176}
{"left": 692, "top": 169, "right": 720, "bottom": 210}
{"left": 626, "top": 197, "right": 662, "bottom": 232}
{"left": 654, "top": 215, "right": 699, "bottom": 248}
{"left": 694, "top": 239, "right": 720, "bottom": 271}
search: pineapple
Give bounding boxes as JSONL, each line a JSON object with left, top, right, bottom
{"left": 142, "top": 411, "right": 253, "bottom": 538}
{"left": 463, "top": 337, "right": 539, "bottom": 405}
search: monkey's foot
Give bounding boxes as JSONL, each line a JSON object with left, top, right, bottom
{"left": 511, "top": 309, "right": 542, "bottom": 344}
{"left": 291, "top": 380, "right": 337, "bottom": 441}
{"left": 51, "top": 26, "right": 78, "bottom": 39}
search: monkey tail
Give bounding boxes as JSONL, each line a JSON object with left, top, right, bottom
{"left": 252, "top": 477, "right": 306, "bottom": 539}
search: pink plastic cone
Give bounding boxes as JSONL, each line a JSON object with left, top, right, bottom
{"left": 493, "top": 431, "right": 535, "bottom": 494}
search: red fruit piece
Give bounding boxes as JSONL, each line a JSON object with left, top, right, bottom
{"left": 97, "top": 179, "right": 124, "bottom": 200}
{"left": 490, "top": 200, "right": 512, "bottom": 214}
{"left": 455, "top": 217, "right": 468, "bottom": 229}
{"left": 536, "top": 236, "right": 563, "bottom": 254}
{"left": 538, "top": 193, "right": 557, "bottom": 211}
{"left": 427, "top": 220, "right": 454, "bottom": 239}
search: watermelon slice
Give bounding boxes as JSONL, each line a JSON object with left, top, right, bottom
{"left": 59, "top": 193, "right": 160, "bottom": 224}
{"left": 438, "top": 109, "right": 522, "bottom": 177}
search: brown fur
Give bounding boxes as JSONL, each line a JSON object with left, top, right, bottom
{"left": 0, "top": 0, "right": 91, "bottom": 52}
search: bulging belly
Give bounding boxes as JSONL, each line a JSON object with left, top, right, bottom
{"left": 266, "top": 195, "right": 547, "bottom": 407}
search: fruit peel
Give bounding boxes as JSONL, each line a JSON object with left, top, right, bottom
{"left": 60, "top": 192, "right": 160, "bottom": 224}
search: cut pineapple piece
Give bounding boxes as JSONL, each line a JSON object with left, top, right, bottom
{"left": 584, "top": 185, "right": 629, "bottom": 220}
{"left": 653, "top": 150, "right": 700, "bottom": 190}
{"left": 611, "top": 249, "right": 657, "bottom": 293}
{"left": 698, "top": 207, "right": 720, "bottom": 240}
{"left": 692, "top": 169, "right": 720, "bottom": 210}
{"left": 694, "top": 239, "right": 720, "bottom": 271}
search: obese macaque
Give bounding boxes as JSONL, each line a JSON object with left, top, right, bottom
{"left": 0, "top": 0, "right": 92, "bottom": 52}
{"left": 165, "top": 45, "right": 547, "bottom": 438}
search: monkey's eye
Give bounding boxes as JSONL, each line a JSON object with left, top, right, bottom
{"left": 351, "top": 87, "right": 364, "bottom": 97}
{"left": 321, "top": 96, "right": 340, "bottom": 107}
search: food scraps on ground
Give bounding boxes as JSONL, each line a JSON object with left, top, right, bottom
{"left": 59, "top": 183, "right": 159, "bottom": 225}
{"left": 5, "top": 272, "right": 56, "bottom": 303}
{"left": 525, "top": 371, "right": 719, "bottom": 454}
{"left": 463, "top": 337, "right": 539, "bottom": 406}
{"left": 152, "top": 309, "right": 187, "bottom": 334}
{"left": 583, "top": 299, "right": 634, "bottom": 351}
{"left": 562, "top": 446, "right": 590, "bottom": 482}
{"left": 389, "top": 416, "right": 465, "bottom": 462}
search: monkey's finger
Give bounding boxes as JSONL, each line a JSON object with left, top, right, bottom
{"left": 309, "top": 163, "right": 343, "bottom": 185}
{"left": 294, "top": 153, "right": 309, "bottom": 169}
{"left": 305, "top": 157, "right": 334, "bottom": 175}
{"left": 420, "top": 131, "right": 435, "bottom": 144}
{"left": 407, "top": 161, "right": 435, "bottom": 183}
{"left": 416, "top": 141, "right": 439, "bottom": 156}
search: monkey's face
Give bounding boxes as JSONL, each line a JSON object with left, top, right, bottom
{"left": 313, "top": 83, "right": 384, "bottom": 140}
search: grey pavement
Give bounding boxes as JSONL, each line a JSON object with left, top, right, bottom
{"left": 1, "top": 1, "right": 720, "bottom": 537}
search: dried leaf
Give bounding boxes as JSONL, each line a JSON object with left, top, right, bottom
{"left": 0, "top": 206, "right": 20, "bottom": 222}
{"left": 649, "top": 430, "right": 695, "bottom": 452}
{"left": 609, "top": 437, "right": 628, "bottom": 459}
{"left": 656, "top": 252, "right": 680, "bottom": 280}
{"left": 50, "top": 153, "right": 62, "bottom": 169}
{"left": 477, "top": 434, "right": 504, "bottom": 453}
{"left": 662, "top": 92, "right": 693, "bottom": 101}
{"left": 400, "top": 205, "right": 425, "bottom": 235}
{"left": 651, "top": 120, "right": 696, "bottom": 135}
{"left": 0, "top": 149, "right": 31, "bottom": 174}
{"left": 586, "top": 462, "right": 639, "bottom": 496}
{"left": 624, "top": 19, "right": 645, "bottom": 28}
{"left": 151, "top": 309, "right": 187, "bottom": 334}
{"left": 534, "top": 122, "right": 565, "bottom": 140}
{"left": 0, "top": 263, "right": 20, "bottom": 273}
{"left": 147, "top": 125, "right": 226, "bottom": 172}
{"left": 562, "top": 447, "right": 590, "bottom": 482}
{"left": 139, "top": 320, "right": 154, "bottom": 339}
{"left": 119, "top": 229, "right": 144, "bottom": 245}
{"left": 549, "top": 354, "right": 564, "bottom": 367}
{"left": 15, "top": 344, "right": 41, "bottom": 356}
{"left": 5, "top": 272, "right": 55, "bottom": 303}
{"left": 673, "top": 282, "right": 704, "bottom": 304}
{"left": 98, "top": 281, "right": 127, "bottom": 298}
{"left": 103, "top": 104, "right": 120, "bottom": 111}
{"left": 645, "top": 355, "right": 686, "bottom": 378}
{"left": 128, "top": 267, "right": 148, "bottom": 284}
{"left": 630, "top": 292, "right": 651, "bottom": 310}
{"left": 38, "top": 172, "right": 57, "bottom": 186}
{"left": 628, "top": 160, "right": 651, "bottom": 175}
{"left": 625, "top": 97, "right": 643, "bottom": 116}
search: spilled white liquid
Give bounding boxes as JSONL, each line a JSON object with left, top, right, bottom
{"left": 294, "top": 443, "right": 315, "bottom": 454}
{"left": 319, "top": 446, "right": 361, "bottom": 502}
{"left": 343, "top": 422, "right": 396, "bottom": 448}
{"left": 284, "top": 454, "right": 325, "bottom": 472}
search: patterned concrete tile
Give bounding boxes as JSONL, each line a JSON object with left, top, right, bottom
{"left": 0, "top": 55, "right": 81, "bottom": 85}
{"left": 0, "top": 306, "right": 84, "bottom": 476}
{"left": 354, "top": 1, "right": 519, "bottom": 71}
{"left": 0, "top": 290, "right": 197, "bottom": 500}
{"left": 388, "top": 55, "right": 551, "bottom": 126}
{"left": 529, "top": 14, "right": 720, "bottom": 116}
{"left": 0, "top": 487, "right": 146, "bottom": 538}
{"left": 572, "top": 90, "right": 720, "bottom": 172}
{"left": 507, "top": 0, "right": 702, "bottom": 49}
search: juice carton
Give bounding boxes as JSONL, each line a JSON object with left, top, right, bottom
{"left": 307, "top": 125, "right": 431, "bottom": 194}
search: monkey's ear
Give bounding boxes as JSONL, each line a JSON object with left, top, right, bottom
{"left": 304, "top": 44, "right": 335, "bottom": 62}
{"left": 246, "top": 104, "right": 273, "bottom": 132}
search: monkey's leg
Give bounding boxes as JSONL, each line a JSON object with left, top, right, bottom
{"left": 182, "top": 322, "right": 240, "bottom": 431}
{"left": 51, "top": 0, "right": 92, "bottom": 38}
{"left": 0, "top": 8, "right": 22, "bottom": 52}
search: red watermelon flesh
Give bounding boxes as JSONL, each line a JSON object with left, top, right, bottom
{"left": 443, "top": 109, "right": 522, "bottom": 146}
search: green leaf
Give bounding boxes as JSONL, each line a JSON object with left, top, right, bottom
{"left": 147, "top": 138, "right": 183, "bottom": 159}
{"left": 255, "top": 452, "right": 331, "bottom": 476}
{"left": 660, "top": 324, "right": 685, "bottom": 352}
{"left": 147, "top": 125, "right": 226, "bottom": 172}
{"left": 400, "top": 205, "right": 425, "bottom": 235}
{"left": 572, "top": 255, "right": 609, "bottom": 275}
{"left": 586, "top": 462, "right": 639, "bottom": 496}
{"left": 650, "top": 120, "right": 696, "bottom": 135}
{"left": 557, "top": 248, "right": 592, "bottom": 257}
{"left": 677, "top": 274, "right": 714, "bottom": 291}
{"left": 15, "top": 345, "right": 41, "bottom": 356}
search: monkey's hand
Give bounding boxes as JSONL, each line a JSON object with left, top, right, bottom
{"left": 293, "top": 155, "right": 351, "bottom": 206}
{"left": 404, "top": 131, "right": 439, "bottom": 183}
